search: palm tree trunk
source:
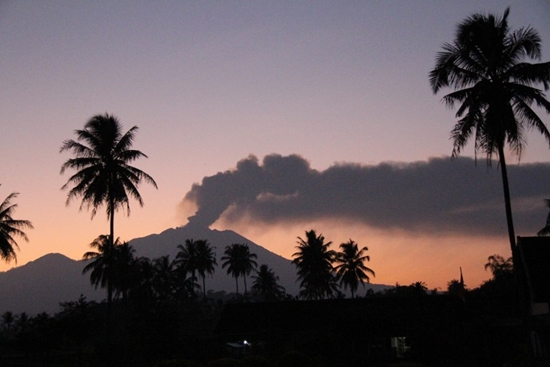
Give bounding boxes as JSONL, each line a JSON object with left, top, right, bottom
{"left": 106, "top": 195, "right": 115, "bottom": 348}
{"left": 235, "top": 277, "right": 239, "bottom": 295}
{"left": 108, "top": 196, "right": 115, "bottom": 306}
{"left": 497, "top": 146, "right": 516, "bottom": 254}
{"left": 498, "top": 145, "right": 527, "bottom": 315}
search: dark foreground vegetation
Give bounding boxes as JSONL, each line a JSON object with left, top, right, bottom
{"left": 1, "top": 255, "right": 548, "bottom": 367}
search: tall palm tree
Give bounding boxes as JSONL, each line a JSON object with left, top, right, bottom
{"left": 194, "top": 239, "right": 217, "bottom": 298}
{"left": 429, "top": 8, "right": 550, "bottom": 256}
{"left": 0, "top": 188, "right": 33, "bottom": 263}
{"left": 537, "top": 199, "right": 550, "bottom": 236}
{"left": 60, "top": 113, "right": 157, "bottom": 275}
{"left": 292, "top": 230, "right": 337, "bottom": 300}
{"left": 251, "top": 264, "right": 286, "bottom": 301}
{"left": 334, "top": 239, "right": 375, "bottom": 298}
{"left": 221, "top": 243, "right": 257, "bottom": 295}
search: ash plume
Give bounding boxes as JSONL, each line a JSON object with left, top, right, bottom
{"left": 182, "top": 154, "right": 550, "bottom": 236}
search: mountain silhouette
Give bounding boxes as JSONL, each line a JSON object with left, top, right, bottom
{"left": 0, "top": 253, "right": 103, "bottom": 315}
{"left": 0, "top": 224, "right": 387, "bottom": 315}
{"left": 129, "top": 223, "right": 300, "bottom": 296}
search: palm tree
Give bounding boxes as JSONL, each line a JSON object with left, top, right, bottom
{"left": 194, "top": 239, "right": 217, "bottom": 298}
{"left": 221, "top": 243, "right": 258, "bottom": 295}
{"left": 175, "top": 239, "right": 199, "bottom": 283}
{"left": 82, "top": 234, "right": 119, "bottom": 303}
{"left": 83, "top": 235, "right": 139, "bottom": 303}
{"left": 176, "top": 239, "right": 214, "bottom": 298}
{"left": 251, "top": 264, "right": 286, "bottom": 301}
{"left": 111, "top": 241, "right": 138, "bottom": 299}
{"left": 292, "top": 230, "right": 337, "bottom": 300}
{"left": 0, "top": 188, "right": 33, "bottom": 263}
{"left": 151, "top": 255, "right": 176, "bottom": 302}
{"left": 430, "top": 8, "right": 550, "bottom": 257}
{"left": 60, "top": 114, "right": 157, "bottom": 282}
{"left": 334, "top": 239, "right": 375, "bottom": 298}
{"left": 537, "top": 199, "right": 550, "bottom": 236}
{"left": 171, "top": 261, "right": 200, "bottom": 303}
{"left": 127, "top": 256, "right": 155, "bottom": 303}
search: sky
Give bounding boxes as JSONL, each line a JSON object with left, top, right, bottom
{"left": 1, "top": 0, "right": 550, "bottom": 291}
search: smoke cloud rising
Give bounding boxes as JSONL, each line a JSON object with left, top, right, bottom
{"left": 182, "top": 154, "right": 550, "bottom": 236}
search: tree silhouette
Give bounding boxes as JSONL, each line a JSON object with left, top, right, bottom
{"left": 429, "top": 8, "right": 550, "bottom": 257}
{"left": 0, "top": 188, "right": 33, "bottom": 263}
{"left": 476, "top": 254, "right": 515, "bottom": 301}
{"left": 1, "top": 311, "right": 14, "bottom": 339}
{"left": 83, "top": 236, "right": 142, "bottom": 303}
{"left": 484, "top": 254, "right": 513, "bottom": 280}
{"left": 292, "top": 230, "right": 337, "bottom": 300}
{"left": 171, "top": 261, "right": 199, "bottom": 303}
{"left": 221, "top": 243, "right": 257, "bottom": 295}
{"left": 195, "top": 239, "right": 217, "bottom": 298}
{"left": 14, "top": 312, "right": 30, "bottom": 336}
{"left": 175, "top": 238, "right": 217, "bottom": 297}
{"left": 126, "top": 256, "right": 155, "bottom": 304}
{"left": 83, "top": 234, "right": 121, "bottom": 302}
{"left": 60, "top": 114, "right": 157, "bottom": 305}
{"left": 447, "top": 279, "right": 467, "bottom": 299}
{"left": 111, "top": 241, "right": 138, "bottom": 299}
{"left": 251, "top": 264, "right": 286, "bottom": 301}
{"left": 334, "top": 239, "right": 375, "bottom": 298}
{"left": 151, "top": 255, "right": 176, "bottom": 302}
{"left": 176, "top": 239, "right": 199, "bottom": 283}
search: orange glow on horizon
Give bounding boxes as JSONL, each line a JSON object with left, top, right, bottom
{"left": 212, "top": 217, "right": 510, "bottom": 291}
{"left": 1, "top": 197, "right": 512, "bottom": 293}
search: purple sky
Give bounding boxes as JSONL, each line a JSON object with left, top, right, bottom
{"left": 1, "top": 1, "right": 549, "bottom": 289}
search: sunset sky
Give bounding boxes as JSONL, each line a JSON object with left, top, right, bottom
{"left": 1, "top": 1, "right": 550, "bottom": 291}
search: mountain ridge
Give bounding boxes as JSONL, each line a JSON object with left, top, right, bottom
{"left": 0, "top": 253, "right": 103, "bottom": 315}
{"left": 0, "top": 225, "right": 388, "bottom": 315}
